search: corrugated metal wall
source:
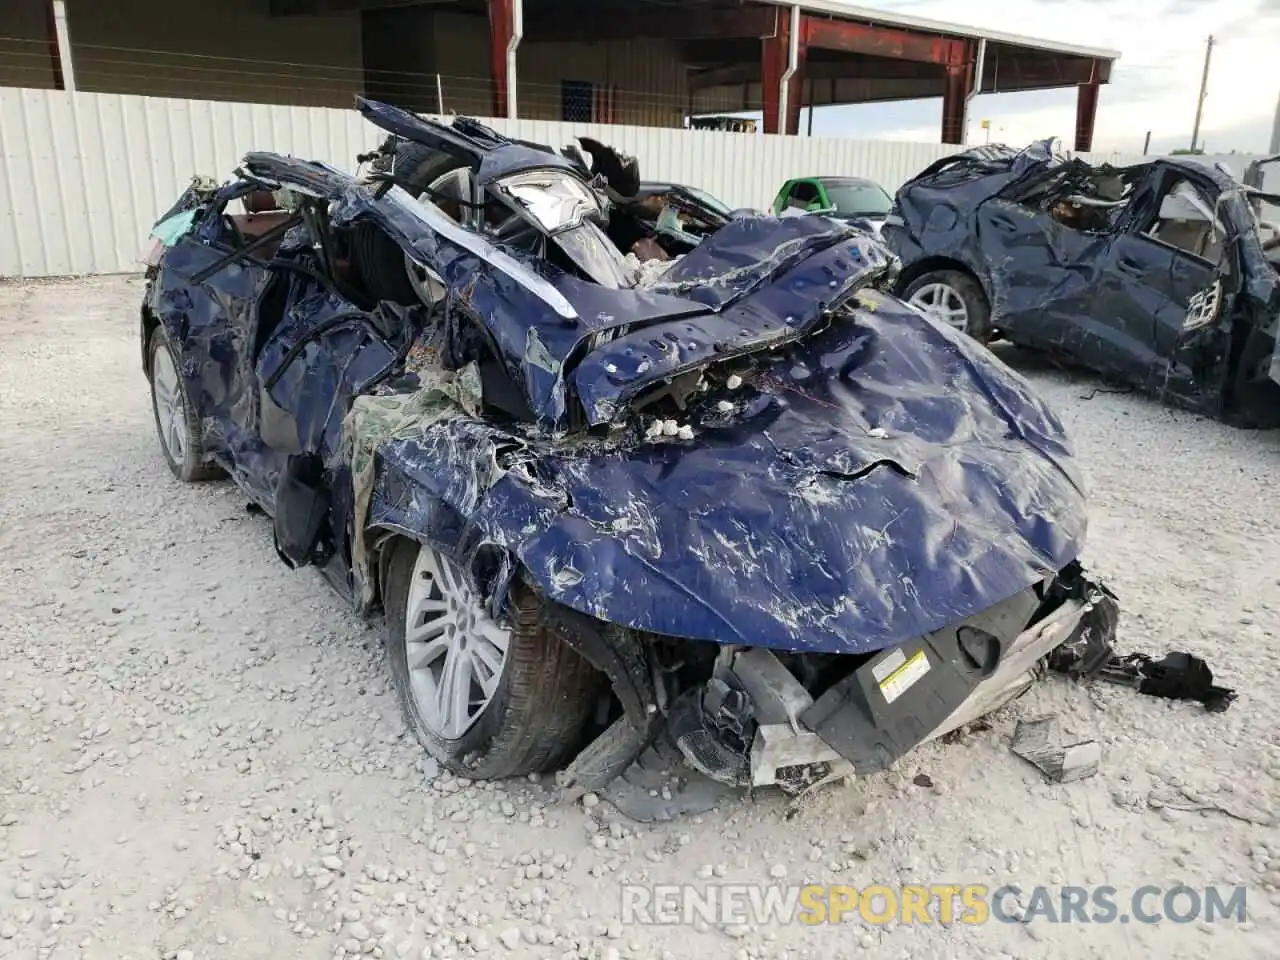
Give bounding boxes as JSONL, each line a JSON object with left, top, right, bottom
{"left": 0, "top": 89, "right": 371, "bottom": 277}
{"left": 0, "top": 87, "right": 1151, "bottom": 278}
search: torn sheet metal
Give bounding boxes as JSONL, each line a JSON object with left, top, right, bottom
{"left": 1010, "top": 715, "right": 1101, "bottom": 783}
{"left": 572, "top": 228, "right": 895, "bottom": 425}
{"left": 884, "top": 139, "right": 1280, "bottom": 426}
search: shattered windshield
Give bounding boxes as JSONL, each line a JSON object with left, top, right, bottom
{"left": 822, "top": 180, "right": 893, "bottom": 218}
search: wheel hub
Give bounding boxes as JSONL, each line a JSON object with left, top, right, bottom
{"left": 404, "top": 547, "right": 511, "bottom": 740}
{"left": 909, "top": 282, "right": 970, "bottom": 333}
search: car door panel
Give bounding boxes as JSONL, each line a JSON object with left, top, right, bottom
{"left": 1100, "top": 233, "right": 1219, "bottom": 393}
{"left": 974, "top": 198, "right": 1106, "bottom": 351}
{"left": 152, "top": 230, "right": 273, "bottom": 467}
{"left": 1162, "top": 250, "right": 1219, "bottom": 349}
{"left": 252, "top": 273, "right": 413, "bottom": 592}
{"left": 255, "top": 275, "right": 405, "bottom": 474}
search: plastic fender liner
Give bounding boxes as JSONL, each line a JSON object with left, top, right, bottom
{"left": 273, "top": 453, "right": 333, "bottom": 569}
{"left": 535, "top": 598, "right": 657, "bottom": 726}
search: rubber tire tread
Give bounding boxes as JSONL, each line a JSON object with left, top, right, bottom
{"left": 384, "top": 539, "right": 604, "bottom": 780}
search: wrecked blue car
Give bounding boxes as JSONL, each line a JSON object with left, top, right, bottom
{"left": 884, "top": 140, "right": 1280, "bottom": 428}
{"left": 139, "top": 99, "right": 1117, "bottom": 795}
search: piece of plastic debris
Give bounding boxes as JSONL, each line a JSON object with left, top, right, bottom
{"left": 605, "top": 363, "right": 618, "bottom": 374}
{"left": 1009, "top": 715, "right": 1100, "bottom": 783}
{"left": 661, "top": 420, "right": 679, "bottom": 437}
{"left": 645, "top": 420, "right": 664, "bottom": 440}
{"left": 677, "top": 424, "right": 695, "bottom": 440}
{"left": 717, "top": 400, "right": 734, "bottom": 413}
{"left": 1095, "top": 651, "right": 1236, "bottom": 712}
{"left": 868, "top": 427, "right": 888, "bottom": 439}
{"left": 725, "top": 374, "right": 743, "bottom": 390}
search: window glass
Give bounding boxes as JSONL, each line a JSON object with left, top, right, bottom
{"left": 789, "top": 181, "right": 820, "bottom": 206}
{"left": 821, "top": 180, "right": 893, "bottom": 217}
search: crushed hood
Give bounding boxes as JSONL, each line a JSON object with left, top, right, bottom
{"left": 369, "top": 289, "right": 1085, "bottom": 657}
{"left": 571, "top": 223, "right": 896, "bottom": 425}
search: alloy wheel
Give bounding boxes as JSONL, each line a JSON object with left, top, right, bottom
{"left": 151, "top": 344, "right": 188, "bottom": 467}
{"left": 909, "top": 282, "right": 970, "bottom": 333}
{"left": 404, "top": 546, "right": 511, "bottom": 740}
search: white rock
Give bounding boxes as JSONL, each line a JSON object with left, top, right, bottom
{"left": 499, "top": 928, "right": 522, "bottom": 950}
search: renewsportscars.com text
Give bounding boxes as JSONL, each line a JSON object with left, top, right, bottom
{"left": 621, "top": 883, "right": 1248, "bottom": 927}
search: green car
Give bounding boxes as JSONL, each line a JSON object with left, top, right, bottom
{"left": 771, "top": 176, "right": 894, "bottom": 234}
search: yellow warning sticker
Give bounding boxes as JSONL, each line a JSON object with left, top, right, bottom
{"left": 877, "top": 650, "right": 931, "bottom": 704}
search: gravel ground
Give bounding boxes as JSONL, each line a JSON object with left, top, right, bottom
{"left": 1, "top": 275, "right": 1278, "bottom": 960}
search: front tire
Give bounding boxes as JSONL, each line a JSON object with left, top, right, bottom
{"left": 384, "top": 539, "right": 603, "bottom": 779}
{"left": 148, "top": 327, "right": 222, "bottom": 482}
{"left": 903, "top": 269, "right": 993, "bottom": 343}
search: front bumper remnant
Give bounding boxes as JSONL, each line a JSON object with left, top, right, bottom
{"left": 669, "top": 567, "right": 1119, "bottom": 792}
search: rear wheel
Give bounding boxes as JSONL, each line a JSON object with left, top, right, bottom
{"left": 384, "top": 539, "right": 603, "bottom": 779}
{"left": 148, "top": 327, "right": 222, "bottom": 482}
{"left": 903, "top": 269, "right": 993, "bottom": 343}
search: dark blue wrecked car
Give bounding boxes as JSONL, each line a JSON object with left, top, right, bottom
{"left": 883, "top": 140, "right": 1280, "bottom": 427}
{"left": 139, "top": 98, "right": 1117, "bottom": 794}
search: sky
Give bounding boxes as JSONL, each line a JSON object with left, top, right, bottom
{"left": 777, "top": 0, "right": 1280, "bottom": 155}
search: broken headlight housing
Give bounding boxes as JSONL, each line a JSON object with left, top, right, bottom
{"left": 497, "top": 169, "right": 603, "bottom": 235}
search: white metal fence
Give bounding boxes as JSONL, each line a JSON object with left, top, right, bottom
{"left": 0, "top": 86, "right": 1157, "bottom": 278}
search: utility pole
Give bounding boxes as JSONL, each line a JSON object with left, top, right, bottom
{"left": 1190, "top": 35, "right": 1214, "bottom": 152}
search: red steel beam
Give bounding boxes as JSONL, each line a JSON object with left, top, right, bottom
{"left": 940, "top": 60, "right": 971, "bottom": 144}
{"left": 761, "top": 9, "right": 807, "bottom": 135}
{"left": 804, "top": 17, "right": 968, "bottom": 66}
{"left": 488, "top": 0, "right": 514, "bottom": 119}
{"left": 1075, "top": 75, "right": 1101, "bottom": 152}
